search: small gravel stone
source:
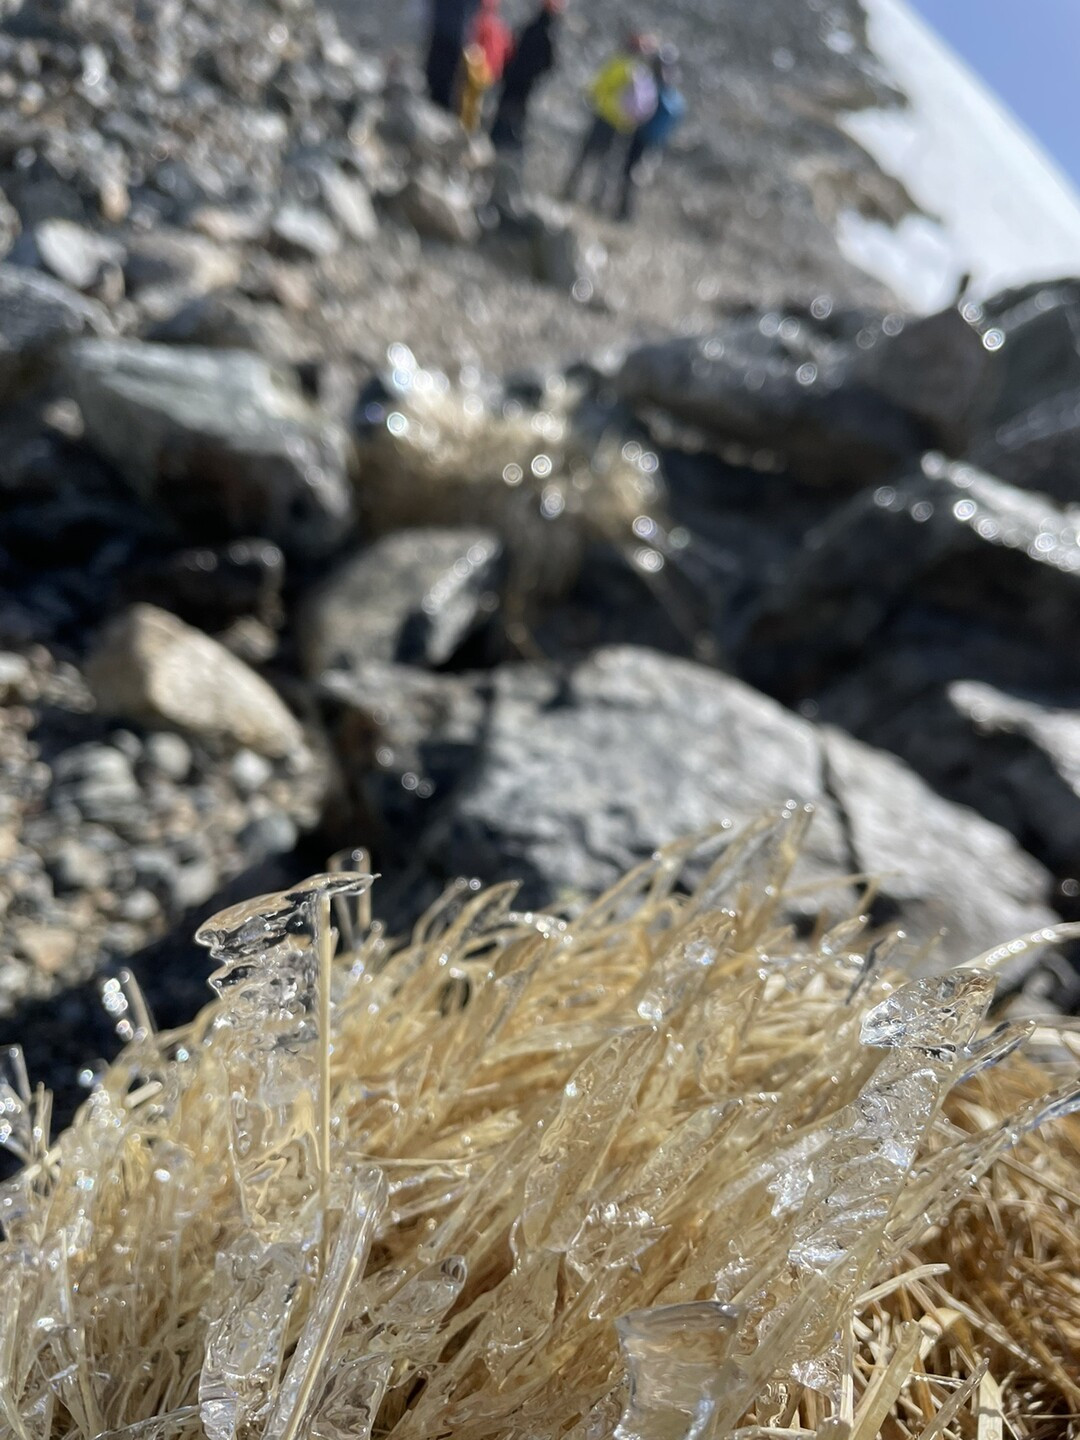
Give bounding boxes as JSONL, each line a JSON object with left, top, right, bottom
{"left": 229, "top": 747, "right": 273, "bottom": 795}
{"left": 142, "top": 731, "right": 192, "bottom": 781}
{"left": 47, "top": 838, "right": 110, "bottom": 892}
{"left": 0, "top": 652, "right": 32, "bottom": 700}
{"left": 117, "top": 887, "right": 160, "bottom": 923}
{"left": 239, "top": 811, "right": 299, "bottom": 858}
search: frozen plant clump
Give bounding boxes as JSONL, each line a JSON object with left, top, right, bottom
{"left": 1, "top": 811, "right": 1079, "bottom": 1440}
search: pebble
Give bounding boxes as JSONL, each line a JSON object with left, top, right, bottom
{"left": 47, "top": 838, "right": 110, "bottom": 892}
{"left": 142, "top": 731, "right": 192, "bottom": 782}
{"left": 240, "top": 811, "right": 299, "bottom": 858}
{"left": 13, "top": 921, "right": 78, "bottom": 975}
{"left": 229, "top": 748, "right": 273, "bottom": 795}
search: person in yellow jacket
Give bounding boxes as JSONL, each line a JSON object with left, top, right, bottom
{"left": 563, "top": 33, "right": 659, "bottom": 208}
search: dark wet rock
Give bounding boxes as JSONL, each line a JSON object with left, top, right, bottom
{"left": 397, "top": 169, "right": 480, "bottom": 245}
{"left": 425, "top": 646, "right": 1056, "bottom": 975}
{"left": 822, "top": 676, "right": 1080, "bottom": 892}
{"left": 848, "top": 303, "right": 991, "bottom": 454}
{"left": 298, "top": 527, "right": 503, "bottom": 679}
{"left": 66, "top": 339, "right": 356, "bottom": 558}
{"left": 87, "top": 603, "right": 307, "bottom": 758}
{"left": 616, "top": 308, "right": 927, "bottom": 485}
{"left": 269, "top": 203, "right": 341, "bottom": 260}
{"left": 739, "top": 455, "right": 1080, "bottom": 698}
{"left": 31, "top": 218, "right": 124, "bottom": 293}
{"left": 125, "top": 538, "right": 285, "bottom": 635}
{"left": 320, "top": 659, "right": 487, "bottom": 851}
{"left": 0, "top": 263, "right": 112, "bottom": 401}
{"left": 958, "top": 280, "right": 1080, "bottom": 503}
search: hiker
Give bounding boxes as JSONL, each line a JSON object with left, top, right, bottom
{"left": 616, "top": 46, "right": 686, "bottom": 220}
{"left": 490, "top": 0, "right": 565, "bottom": 153}
{"left": 424, "top": 0, "right": 480, "bottom": 111}
{"left": 458, "top": 0, "right": 514, "bottom": 133}
{"left": 563, "top": 34, "right": 659, "bottom": 210}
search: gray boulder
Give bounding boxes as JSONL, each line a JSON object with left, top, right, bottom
{"left": 826, "top": 676, "right": 1080, "bottom": 889}
{"left": 66, "top": 339, "right": 356, "bottom": 558}
{"left": 740, "top": 455, "right": 1080, "bottom": 696}
{"left": 299, "top": 527, "right": 503, "bottom": 678}
{"left": 426, "top": 646, "right": 1056, "bottom": 974}
{"left": 616, "top": 310, "right": 927, "bottom": 485}
{"left": 0, "top": 263, "right": 112, "bottom": 401}
{"left": 964, "top": 280, "right": 1080, "bottom": 503}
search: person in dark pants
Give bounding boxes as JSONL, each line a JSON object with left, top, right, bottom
{"left": 616, "top": 47, "right": 686, "bottom": 220}
{"left": 425, "top": 0, "right": 481, "bottom": 110}
{"left": 563, "top": 33, "right": 658, "bottom": 210}
{"left": 490, "top": 0, "right": 565, "bottom": 152}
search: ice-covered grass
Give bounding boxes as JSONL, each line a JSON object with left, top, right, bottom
{"left": 2, "top": 811, "right": 1079, "bottom": 1439}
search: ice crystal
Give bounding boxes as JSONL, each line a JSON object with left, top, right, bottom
{"left": 1, "top": 815, "right": 1078, "bottom": 1440}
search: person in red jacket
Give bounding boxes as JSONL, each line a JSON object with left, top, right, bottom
{"left": 459, "top": 0, "right": 514, "bottom": 132}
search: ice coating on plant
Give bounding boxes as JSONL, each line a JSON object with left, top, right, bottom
{"left": 199, "top": 1238, "right": 303, "bottom": 1440}
{"left": 0, "top": 825, "right": 1077, "bottom": 1440}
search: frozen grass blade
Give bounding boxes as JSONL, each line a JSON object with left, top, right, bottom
{"left": 0, "top": 823, "right": 1077, "bottom": 1440}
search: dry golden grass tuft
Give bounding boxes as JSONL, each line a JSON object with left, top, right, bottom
{"left": 2, "top": 812, "right": 1078, "bottom": 1440}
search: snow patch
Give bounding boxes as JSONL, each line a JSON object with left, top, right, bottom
{"left": 839, "top": 0, "right": 1080, "bottom": 309}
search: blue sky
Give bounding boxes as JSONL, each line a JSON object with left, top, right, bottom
{"left": 910, "top": 0, "right": 1080, "bottom": 192}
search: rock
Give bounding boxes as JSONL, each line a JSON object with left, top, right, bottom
{"left": 299, "top": 527, "right": 503, "bottom": 678}
{"left": 398, "top": 169, "right": 480, "bottom": 245}
{"left": 269, "top": 203, "right": 341, "bottom": 260}
{"left": 32, "top": 218, "right": 124, "bottom": 293}
{"left": 740, "top": 455, "right": 1080, "bottom": 698}
{"left": 0, "top": 188, "right": 21, "bottom": 260}
{"left": 46, "top": 837, "right": 110, "bottom": 892}
{"left": 125, "top": 538, "right": 286, "bottom": 634}
{"left": 141, "top": 731, "right": 193, "bottom": 782}
{"left": 321, "top": 659, "right": 487, "bottom": 846}
{"left": 0, "top": 652, "right": 32, "bottom": 701}
{"left": 12, "top": 921, "right": 78, "bottom": 975}
{"left": 616, "top": 309, "right": 927, "bottom": 485}
{"left": 522, "top": 198, "right": 595, "bottom": 294}
{"left": 87, "top": 603, "right": 306, "bottom": 758}
{"left": 378, "top": 86, "right": 475, "bottom": 170}
{"left": 0, "top": 263, "right": 112, "bottom": 401}
{"left": 964, "top": 280, "right": 1080, "bottom": 504}
{"left": 818, "top": 723, "right": 1055, "bottom": 980}
{"left": 315, "top": 164, "right": 378, "bottom": 243}
{"left": 827, "top": 676, "right": 1080, "bottom": 890}
{"left": 239, "top": 812, "right": 299, "bottom": 858}
{"left": 146, "top": 292, "right": 305, "bottom": 362}
{"left": 848, "top": 304, "right": 990, "bottom": 453}
{"left": 426, "top": 646, "right": 1056, "bottom": 972}
{"left": 51, "top": 742, "right": 142, "bottom": 824}
{"left": 66, "top": 340, "right": 356, "bottom": 559}
{"left": 121, "top": 229, "right": 241, "bottom": 319}
{"left": 229, "top": 748, "right": 273, "bottom": 794}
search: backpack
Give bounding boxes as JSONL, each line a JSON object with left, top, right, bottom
{"left": 621, "top": 63, "right": 658, "bottom": 127}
